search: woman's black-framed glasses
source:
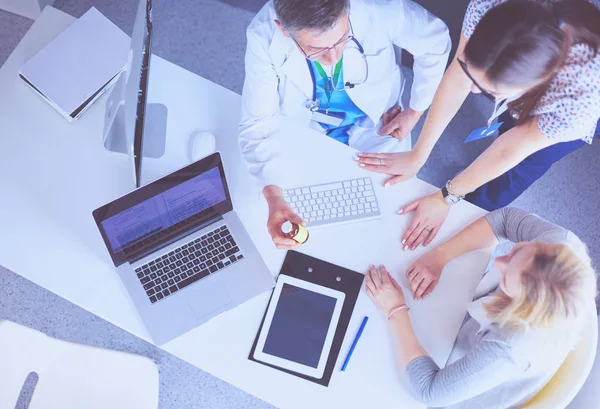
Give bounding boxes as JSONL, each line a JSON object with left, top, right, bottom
{"left": 457, "top": 59, "right": 495, "bottom": 101}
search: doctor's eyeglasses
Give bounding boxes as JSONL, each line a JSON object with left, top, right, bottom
{"left": 291, "top": 19, "right": 356, "bottom": 60}
{"left": 295, "top": 34, "right": 355, "bottom": 60}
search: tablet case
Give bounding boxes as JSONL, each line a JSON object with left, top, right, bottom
{"left": 249, "top": 251, "right": 364, "bottom": 387}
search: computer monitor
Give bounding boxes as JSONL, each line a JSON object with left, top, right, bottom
{"left": 102, "top": 0, "right": 168, "bottom": 188}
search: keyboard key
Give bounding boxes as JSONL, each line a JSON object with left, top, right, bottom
{"left": 149, "top": 260, "right": 156, "bottom": 265}
{"left": 163, "top": 289, "right": 170, "bottom": 296}
{"left": 143, "top": 282, "right": 154, "bottom": 290}
{"left": 169, "top": 285, "right": 178, "bottom": 294}
{"left": 238, "top": 254, "right": 244, "bottom": 260}
{"left": 168, "top": 272, "right": 175, "bottom": 278}
{"left": 230, "top": 255, "right": 237, "bottom": 262}
{"left": 146, "top": 288, "right": 155, "bottom": 296}
{"left": 206, "top": 259, "right": 213, "bottom": 266}
{"left": 178, "top": 269, "right": 210, "bottom": 290}
{"left": 217, "top": 262, "right": 224, "bottom": 269}
{"left": 155, "top": 277, "right": 162, "bottom": 284}
{"left": 225, "top": 261, "right": 231, "bottom": 266}
{"left": 175, "top": 248, "right": 181, "bottom": 253}
{"left": 176, "top": 253, "right": 183, "bottom": 260}
{"left": 141, "top": 276, "right": 151, "bottom": 284}
{"left": 137, "top": 272, "right": 144, "bottom": 278}
{"left": 186, "top": 262, "right": 194, "bottom": 269}
{"left": 175, "top": 276, "right": 182, "bottom": 283}
{"left": 150, "top": 295, "right": 157, "bottom": 303}
{"left": 150, "top": 266, "right": 157, "bottom": 272}
{"left": 225, "top": 247, "right": 240, "bottom": 257}
{"left": 168, "top": 279, "right": 175, "bottom": 286}
{"left": 200, "top": 255, "right": 207, "bottom": 262}
{"left": 169, "top": 256, "right": 176, "bottom": 262}
{"left": 150, "top": 273, "right": 157, "bottom": 280}
{"left": 156, "top": 293, "right": 164, "bottom": 300}
{"left": 182, "top": 250, "right": 189, "bottom": 256}
{"left": 201, "top": 240, "right": 208, "bottom": 246}
{"left": 208, "top": 244, "right": 215, "bottom": 250}
{"left": 161, "top": 283, "right": 168, "bottom": 289}
{"left": 200, "top": 263, "right": 207, "bottom": 269}
{"left": 212, "top": 256, "right": 219, "bottom": 263}
{"left": 135, "top": 267, "right": 142, "bottom": 273}
{"left": 181, "top": 272, "right": 188, "bottom": 279}
{"left": 209, "top": 265, "right": 218, "bottom": 273}
{"left": 193, "top": 259, "right": 200, "bottom": 265}
{"left": 176, "top": 260, "right": 183, "bottom": 267}
{"left": 156, "top": 262, "right": 163, "bottom": 268}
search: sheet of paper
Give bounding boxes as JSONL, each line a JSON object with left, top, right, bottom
{"left": 19, "top": 7, "right": 130, "bottom": 116}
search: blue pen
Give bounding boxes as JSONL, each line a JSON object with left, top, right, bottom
{"left": 341, "top": 316, "right": 369, "bottom": 372}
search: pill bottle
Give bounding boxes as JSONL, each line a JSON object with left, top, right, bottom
{"left": 281, "top": 221, "right": 309, "bottom": 244}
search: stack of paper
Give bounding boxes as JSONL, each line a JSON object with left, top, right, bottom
{"left": 19, "top": 7, "right": 130, "bottom": 122}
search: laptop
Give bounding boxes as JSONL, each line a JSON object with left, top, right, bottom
{"left": 93, "top": 152, "right": 275, "bottom": 345}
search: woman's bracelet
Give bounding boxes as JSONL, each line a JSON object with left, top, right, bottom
{"left": 387, "top": 304, "right": 410, "bottom": 320}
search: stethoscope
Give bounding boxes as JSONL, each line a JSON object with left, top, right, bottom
{"left": 305, "top": 37, "right": 369, "bottom": 113}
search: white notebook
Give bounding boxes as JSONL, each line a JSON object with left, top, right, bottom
{"left": 19, "top": 7, "right": 130, "bottom": 121}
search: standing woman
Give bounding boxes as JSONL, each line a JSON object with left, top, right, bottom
{"left": 356, "top": 0, "right": 600, "bottom": 250}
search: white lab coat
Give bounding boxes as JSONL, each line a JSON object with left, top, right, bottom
{"left": 239, "top": 0, "right": 451, "bottom": 189}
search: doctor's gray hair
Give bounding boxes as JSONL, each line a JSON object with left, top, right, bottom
{"left": 274, "top": 0, "right": 350, "bottom": 34}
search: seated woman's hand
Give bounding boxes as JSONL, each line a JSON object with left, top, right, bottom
{"left": 365, "top": 265, "right": 406, "bottom": 315}
{"left": 406, "top": 249, "right": 447, "bottom": 299}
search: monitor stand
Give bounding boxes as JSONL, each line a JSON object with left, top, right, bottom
{"left": 103, "top": 102, "right": 168, "bottom": 158}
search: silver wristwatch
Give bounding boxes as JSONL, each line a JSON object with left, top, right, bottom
{"left": 441, "top": 181, "right": 464, "bottom": 205}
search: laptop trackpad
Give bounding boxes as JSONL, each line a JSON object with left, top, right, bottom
{"left": 186, "top": 281, "right": 232, "bottom": 320}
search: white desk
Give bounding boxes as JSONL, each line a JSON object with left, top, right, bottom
{"left": 0, "top": 8, "right": 491, "bottom": 409}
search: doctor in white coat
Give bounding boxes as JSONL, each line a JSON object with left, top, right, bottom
{"left": 240, "top": 0, "right": 451, "bottom": 249}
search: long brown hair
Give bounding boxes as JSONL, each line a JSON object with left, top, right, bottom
{"left": 464, "top": 0, "right": 600, "bottom": 124}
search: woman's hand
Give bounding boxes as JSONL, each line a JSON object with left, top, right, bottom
{"left": 355, "top": 151, "right": 426, "bottom": 187}
{"left": 406, "top": 248, "right": 449, "bottom": 299}
{"left": 399, "top": 191, "right": 450, "bottom": 250}
{"left": 365, "top": 265, "right": 406, "bottom": 315}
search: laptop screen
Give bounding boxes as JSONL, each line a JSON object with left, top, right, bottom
{"left": 93, "top": 153, "right": 232, "bottom": 266}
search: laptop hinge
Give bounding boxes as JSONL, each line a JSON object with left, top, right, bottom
{"left": 127, "top": 214, "right": 224, "bottom": 265}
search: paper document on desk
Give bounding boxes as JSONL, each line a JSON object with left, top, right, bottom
{"left": 19, "top": 7, "right": 130, "bottom": 122}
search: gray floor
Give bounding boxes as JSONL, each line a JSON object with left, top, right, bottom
{"left": 1, "top": 0, "right": 599, "bottom": 408}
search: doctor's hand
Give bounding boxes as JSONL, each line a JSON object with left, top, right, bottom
{"left": 399, "top": 191, "right": 450, "bottom": 250}
{"left": 355, "top": 150, "right": 425, "bottom": 186}
{"left": 405, "top": 248, "right": 449, "bottom": 300}
{"left": 263, "top": 185, "right": 305, "bottom": 250}
{"left": 365, "top": 265, "right": 406, "bottom": 315}
{"left": 379, "top": 106, "right": 423, "bottom": 141}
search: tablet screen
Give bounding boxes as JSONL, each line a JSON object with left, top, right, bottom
{"left": 263, "top": 284, "right": 337, "bottom": 368}
{"left": 253, "top": 275, "right": 345, "bottom": 379}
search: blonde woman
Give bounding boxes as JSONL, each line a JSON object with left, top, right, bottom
{"left": 365, "top": 207, "right": 597, "bottom": 409}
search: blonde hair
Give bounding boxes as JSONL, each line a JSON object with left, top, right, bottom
{"left": 484, "top": 243, "right": 597, "bottom": 332}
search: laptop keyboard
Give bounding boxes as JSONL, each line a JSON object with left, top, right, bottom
{"left": 135, "top": 225, "right": 244, "bottom": 304}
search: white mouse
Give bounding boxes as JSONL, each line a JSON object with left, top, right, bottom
{"left": 190, "top": 131, "right": 216, "bottom": 162}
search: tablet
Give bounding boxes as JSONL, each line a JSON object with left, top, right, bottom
{"left": 253, "top": 275, "right": 346, "bottom": 379}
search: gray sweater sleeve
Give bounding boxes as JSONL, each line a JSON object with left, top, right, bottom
{"left": 484, "top": 207, "right": 569, "bottom": 244}
{"left": 405, "top": 341, "right": 519, "bottom": 407}
{"left": 484, "top": 208, "right": 588, "bottom": 260}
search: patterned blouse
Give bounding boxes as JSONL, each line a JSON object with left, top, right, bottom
{"left": 462, "top": 0, "right": 600, "bottom": 143}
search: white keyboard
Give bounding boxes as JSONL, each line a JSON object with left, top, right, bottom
{"left": 283, "top": 177, "right": 381, "bottom": 228}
